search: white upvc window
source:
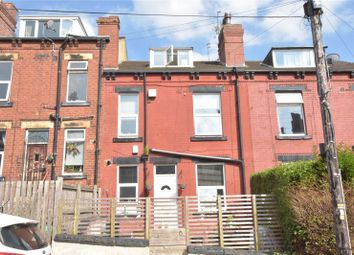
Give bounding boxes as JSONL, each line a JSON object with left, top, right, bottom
{"left": 177, "top": 50, "right": 193, "bottom": 67}
{"left": 0, "top": 131, "right": 6, "bottom": 176}
{"left": 272, "top": 49, "right": 315, "bottom": 68}
{"left": 117, "top": 165, "right": 138, "bottom": 200}
{"left": 276, "top": 93, "right": 306, "bottom": 136}
{"left": 22, "top": 19, "right": 74, "bottom": 37}
{"left": 193, "top": 93, "right": 222, "bottom": 136}
{"left": 61, "top": 19, "right": 74, "bottom": 36}
{"left": 66, "top": 61, "right": 88, "bottom": 103}
{"left": 118, "top": 94, "right": 139, "bottom": 137}
{"left": 0, "top": 62, "right": 13, "bottom": 102}
{"left": 196, "top": 164, "right": 225, "bottom": 212}
{"left": 63, "top": 129, "right": 85, "bottom": 175}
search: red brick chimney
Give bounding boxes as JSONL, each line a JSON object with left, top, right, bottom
{"left": 97, "top": 16, "right": 120, "bottom": 68}
{"left": 0, "top": 1, "right": 17, "bottom": 36}
{"left": 218, "top": 13, "right": 245, "bottom": 67}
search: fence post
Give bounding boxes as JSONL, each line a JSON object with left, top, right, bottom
{"left": 252, "top": 195, "right": 260, "bottom": 251}
{"left": 72, "top": 184, "right": 81, "bottom": 235}
{"left": 57, "top": 199, "right": 64, "bottom": 235}
{"left": 184, "top": 196, "right": 190, "bottom": 244}
{"left": 217, "top": 195, "right": 224, "bottom": 248}
{"left": 110, "top": 198, "right": 116, "bottom": 238}
{"left": 52, "top": 178, "right": 63, "bottom": 238}
{"left": 145, "top": 198, "right": 150, "bottom": 240}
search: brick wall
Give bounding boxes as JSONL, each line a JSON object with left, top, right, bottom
{"left": 0, "top": 1, "right": 17, "bottom": 36}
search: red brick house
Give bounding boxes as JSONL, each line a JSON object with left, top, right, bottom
{"left": 0, "top": 1, "right": 121, "bottom": 185}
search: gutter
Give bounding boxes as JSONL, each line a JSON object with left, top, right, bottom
{"left": 142, "top": 72, "right": 148, "bottom": 196}
{"left": 233, "top": 67, "right": 247, "bottom": 194}
{"left": 94, "top": 39, "right": 104, "bottom": 185}
{"left": 150, "top": 148, "right": 242, "bottom": 164}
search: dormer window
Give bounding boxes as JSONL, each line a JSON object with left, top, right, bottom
{"left": 272, "top": 49, "right": 315, "bottom": 68}
{"left": 150, "top": 46, "right": 193, "bottom": 68}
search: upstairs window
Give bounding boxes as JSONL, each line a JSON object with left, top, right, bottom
{"left": 118, "top": 94, "right": 139, "bottom": 137}
{"left": 63, "top": 129, "right": 85, "bottom": 174}
{"left": 273, "top": 49, "right": 315, "bottom": 68}
{"left": 276, "top": 93, "right": 306, "bottom": 136}
{"left": 150, "top": 46, "right": 193, "bottom": 67}
{"left": 0, "top": 62, "right": 13, "bottom": 102}
{"left": 66, "top": 61, "right": 88, "bottom": 103}
{"left": 193, "top": 94, "right": 222, "bottom": 136}
{"left": 38, "top": 19, "right": 60, "bottom": 37}
{"left": 21, "top": 19, "right": 75, "bottom": 37}
{"left": 24, "top": 20, "right": 36, "bottom": 37}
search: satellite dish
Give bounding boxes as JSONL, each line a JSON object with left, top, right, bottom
{"left": 44, "top": 20, "right": 56, "bottom": 31}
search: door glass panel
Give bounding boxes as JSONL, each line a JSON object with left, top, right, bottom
{"left": 156, "top": 165, "right": 175, "bottom": 175}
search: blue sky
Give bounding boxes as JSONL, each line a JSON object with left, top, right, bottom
{"left": 11, "top": 0, "right": 354, "bottom": 62}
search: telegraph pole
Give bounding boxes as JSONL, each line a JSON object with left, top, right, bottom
{"left": 304, "top": 1, "right": 352, "bottom": 254}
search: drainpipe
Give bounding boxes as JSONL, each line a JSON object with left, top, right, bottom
{"left": 142, "top": 72, "right": 148, "bottom": 197}
{"left": 94, "top": 39, "right": 104, "bottom": 185}
{"left": 51, "top": 37, "right": 71, "bottom": 180}
{"left": 233, "top": 67, "right": 246, "bottom": 194}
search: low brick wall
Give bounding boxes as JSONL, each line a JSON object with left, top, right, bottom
{"left": 52, "top": 234, "right": 149, "bottom": 255}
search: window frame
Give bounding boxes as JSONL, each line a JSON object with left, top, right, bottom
{"left": 66, "top": 61, "right": 88, "bottom": 103}
{"left": 177, "top": 49, "right": 193, "bottom": 67}
{"left": 118, "top": 93, "right": 139, "bottom": 138}
{"left": 272, "top": 49, "right": 315, "bottom": 68}
{"left": 22, "top": 18, "right": 75, "bottom": 37}
{"left": 195, "top": 163, "right": 226, "bottom": 212}
{"left": 193, "top": 93, "right": 223, "bottom": 136}
{"left": 276, "top": 92, "right": 306, "bottom": 136}
{"left": 62, "top": 129, "right": 85, "bottom": 175}
{"left": 60, "top": 19, "right": 74, "bottom": 37}
{"left": 117, "top": 165, "right": 139, "bottom": 200}
{"left": 0, "top": 130, "right": 5, "bottom": 176}
{"left": 0, "top": 61, "right": 13, "bottom": 102}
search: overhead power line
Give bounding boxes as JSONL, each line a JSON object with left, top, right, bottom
{"left": 17, "top": 8, "right": 303, "bottom": 18}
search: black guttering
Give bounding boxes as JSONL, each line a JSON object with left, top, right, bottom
{"left": 0, "top": 36, "right": 110, "bottom": 42}
{"left": 94, "top": 39, "right": 105, "bottom": 185}
{"left": 233, "top": 67, "right": 247, "bottom": 195}
{"left": 142, "top": 72, "right": 148, "bottom": 196}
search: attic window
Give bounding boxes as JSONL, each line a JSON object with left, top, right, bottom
{"left": 21, "top": 18, "right": 75, "bottom": 38}
{"left": 272, "top": 49, "right": 315, "bottom": 68}
{"left": 150, "top": 46, "right": 193, "bottom": 67}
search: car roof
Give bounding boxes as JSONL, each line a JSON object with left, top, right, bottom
{"left": 0, "top": 213, "right": 38, "bottom": 228}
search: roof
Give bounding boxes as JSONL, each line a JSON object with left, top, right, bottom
{"left": 104, "top": 60, "right": 354, "bottom": 74}
{"left": 0, "top": 213, "right": 38, "bottom": 228}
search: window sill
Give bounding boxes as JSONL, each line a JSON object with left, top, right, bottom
{"left": 61, "top": 102, "right": 91, "bottom": 107}
{"left": 191, "top": 136, "right": 227, "bottom": 142}
{"left": 276, "top": 135, "right": 312, "bottom": 140}
{"left": 113, "top": 137, "right": 143, "bottom": 143}
{"left": 61, "top": 174, "right": 87, "bottom": 180}
{"left": 0, "top": 101, "right": 13, "bottom": 107}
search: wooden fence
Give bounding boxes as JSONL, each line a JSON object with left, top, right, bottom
{"left": 0, "top": 178, "right": 99, "bottom": 241}
{"left": 57, "top": 194, "right": 284, "bottom": 252}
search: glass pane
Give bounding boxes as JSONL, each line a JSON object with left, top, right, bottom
{"left": 0, "top": 83, "right": 9, "bottom": 100}
{"left": 194, "top": 94, "right": 220, "bottom": 114}
{"left": 120, "top": 95, "right": 138, "bottom": 114}
{"left": 24, "top": 20, "right": 36, "bottom": 37}
{"left": 156, "top": 165, "right": 175, "bottom": 175}
{"left": 38, "top": 20, "right": 60, "bottom": 37}
{"left": 67, "top": 130, "right": 84, "bottom": 139}
{"left": 120, "top": 187, "right": 136, "bottom": 198}
{"left": 196, "top": 116, "right": 221, "bottom": 135}
{"left": 0, "top": 131, "right": 5, "bottom": 151}
{"left": 119, "top": 166, "right": 137, "bottom": 183}
{"left": 120, "top": 118, "right": 137, "bottom": 135}
{"left": 278, "top": 104, "right": 305, "bottom": 134}
{"left": 0, "top": 62, "right": 12, "bottom": 80}
{"left": 65, "top": 141, "right": 84, "bottom": 166}
{"left": 178, "top": 50, "right": 189, "bottom": 66}
{"left": 154, "top": 51, "right": 165, "bottom": 66}
{"left": 69, "top": 61, "right": 87, "bottom": 69}
{"left": 198, "top": 165, "right": 224, "bottom": 186}
{"left": 68, "top": 73, "right": 87, "bottom": 101}
{"left": 62, "top": 20, "right": 73, "bottom": 36}
{"left": 274, "top": 49, "right": 314, "bottom": 67}
{"left": 27, "top": 130, "right": 48, "bottom": 144}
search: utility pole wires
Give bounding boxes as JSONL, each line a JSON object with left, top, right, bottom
{"left": 304, "top": 1, "right": 352, "bottom": 254}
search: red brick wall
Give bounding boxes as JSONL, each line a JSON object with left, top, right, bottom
{"left": 0, "top": 1, "right": 16, "bottom": 36}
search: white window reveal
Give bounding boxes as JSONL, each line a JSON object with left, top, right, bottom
{"left": 119, "top": 94, "right": 139, "bottom": 137}
{"left": 0, "top": 62, "right": 13, "bottom": 102}
{"left": 63, "top": 130, "right": 85, "bottom": 174}
{"left": 272, "top": 49, "right": 315, "bottom": 68}
{"left": 0, "top": 131, "right": 6, "bottom": 176}
{"left": 276, "top": 93, "right": 306, "bottom": 136}
{"left": 193, "top": 94, "right": 222, "bottom": 136}
{"left": 67, "top": 61, "right": 88, "bottom": 102}
{"left": 197, "top": 164, "right": 225, "bottom": 212}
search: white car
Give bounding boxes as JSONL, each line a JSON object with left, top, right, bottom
{"left": 0, "top": 213, "right": 51, "bottom": 255}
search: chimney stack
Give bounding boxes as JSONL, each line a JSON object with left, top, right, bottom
{"left": 218, "top": 13, "right": 245, "bottom": 67}
{"left": 97, "top": 16, "right": 120, "bottom": 68}
{"left": 0, "top": 1, "right": 17, "bottom": 36}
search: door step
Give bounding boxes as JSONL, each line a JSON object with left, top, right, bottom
{"left": 150, "top": 228, "right": 187, "bottom": 246}
{"left": 150, "top": 245, "right": 187, "bottom": 255}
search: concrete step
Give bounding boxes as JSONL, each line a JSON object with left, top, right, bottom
{"left": 150, "top": 228, "right": 187, "bottom": 246}
{"left": 150, "top": 245, "right": 187, "bottom": 255}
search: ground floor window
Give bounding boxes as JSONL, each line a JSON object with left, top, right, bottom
{"left": 196, "top": 164, "right": 225, "bottom": 211}
{"left": 63, "top": 129, "right": 85, "bottom": 174}
{"left": 0, "top": 131, "right": 5, "bottom": 176}
{"left": 117, "top": 165, "right": 138, "bottom": 200}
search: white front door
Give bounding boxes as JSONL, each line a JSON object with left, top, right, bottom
{"left": 153, "top": 165, "right": 178, "bottom": 228}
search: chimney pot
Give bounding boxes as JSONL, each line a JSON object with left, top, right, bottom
{"left": 222, "top": 13, "right": 231, "bottom": 25}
